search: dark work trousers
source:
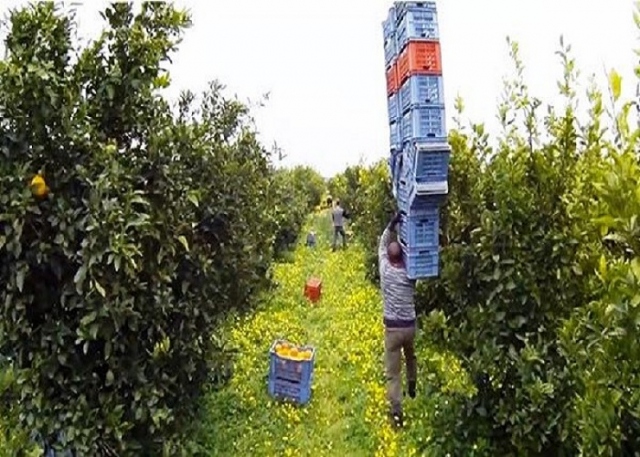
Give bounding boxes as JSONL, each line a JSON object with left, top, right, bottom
{"left": 332, "top": 226, "right": 346, "bottom": 250}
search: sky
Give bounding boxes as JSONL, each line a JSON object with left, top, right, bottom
{"left": 1, "top": 0, "right": 639, "bottom": 177}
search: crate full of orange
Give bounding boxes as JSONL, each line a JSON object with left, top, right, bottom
{"left": 268, "top": 339, "right": 316, "bottom": 405}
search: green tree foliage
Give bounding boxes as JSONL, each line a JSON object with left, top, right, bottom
{"left": 0, "top": 2, "right": 309, "bottom": 454}
{"left": 327, "top": 164, "right": 363, "bottom": 214}
{"left": 288, "top": 165, "right": 326, "bottom": 212}
{"left": 559, "top": 80, "right": 640, "bottom": 455}
{"left": 337, "top": 32, "right": 640, "bottom": 456}
{"left": 268, "top": 166, "right": 321, "bottom": 258}
{"left": 0, "top": 358, "right": 39, "bottom": 455}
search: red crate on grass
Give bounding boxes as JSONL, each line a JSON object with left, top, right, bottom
{"left": 304, "top": 277, "right": 322, "bottom": 303}
{"left": 397, "top": 40, "right": 442, "bottom": 84}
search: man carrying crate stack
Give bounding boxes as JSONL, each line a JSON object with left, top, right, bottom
{"left": 379, "top": 0, "right": 450, "bottom": 427}
{"left": 378, "top": 211, "right": 417, "bottom": 428}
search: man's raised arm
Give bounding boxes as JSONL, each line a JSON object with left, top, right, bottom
{"left": 378, "top": 212, "right": 402, "bottom": 267}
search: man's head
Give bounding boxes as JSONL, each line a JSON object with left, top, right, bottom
{"left": 387, "top": 241, "right": 402, "bottom": 264}
{"left": 335, "top": 199, "right": 341, "bottom": 207}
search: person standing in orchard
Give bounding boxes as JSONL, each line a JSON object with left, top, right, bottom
{"left": 378, "top": 211, "right": 417, "bottom": 428}
{"left": 331, "top": 199, "right": 350, "bottom": 251}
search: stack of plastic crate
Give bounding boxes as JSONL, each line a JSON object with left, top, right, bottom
{"left": 382, "top": 1, "right": 449, "bottom": 279}
{"left": 383, "top": 5, "right": 401, "bottom": 197}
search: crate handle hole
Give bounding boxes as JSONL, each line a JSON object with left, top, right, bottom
{"left": 276, "top": 376, "right": 301, "bottom": 384}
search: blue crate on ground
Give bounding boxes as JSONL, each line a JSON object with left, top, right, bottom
{"left": 269, "top": 340, "right": 315, "bottom": 384}
{"left": 399, "top": 75, "right": 445, "bottom": 113}
{"left": 399, "top": 207, "right": 440, "bottom": 248}
{"left": 397, "top": 8, "right": 439, "bottom": 50}
{"left": 407, "top": 142, "right": 450, "bottom": 184}
{"left": 401, "top": 104, "right": 447, "bottom": 142}
{"left": 268, "top": 377, "right": 312, "bottom": 405}
{"left": 401, "top": 242, "right": 440, "bottom": 279}
{"left": 389, "top": 120, "right": 401, "bottom": 149}
{"left": 387, "top": 93, "right": 400, "bottom": 122}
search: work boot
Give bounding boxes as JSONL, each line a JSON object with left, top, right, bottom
{"left": 389, "top": 408, "right": 403, "bottom": 429}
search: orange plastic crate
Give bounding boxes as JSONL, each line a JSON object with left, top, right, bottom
{"left": 397, "top": 40, "right": 442, "bottom": 84}
{"left": 386, "top": 63, "right": 398, "bottom": 95}
{"left": 304, "top": 277, "right": 322, "bottom": 303}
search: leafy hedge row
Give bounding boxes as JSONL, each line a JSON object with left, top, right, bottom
{"left": 271, "top": 166, "right": 326, "bottom": 258}
{"left": 0, "top": 2, "right": 320, "bottom": 455}
{"left": 332, "top": 35, "right": 640, "bottom": 455}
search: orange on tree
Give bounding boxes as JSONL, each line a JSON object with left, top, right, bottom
{"left": 30, "top": 174, "right": 49, "bottom": 198}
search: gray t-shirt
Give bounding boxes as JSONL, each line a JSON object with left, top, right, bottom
{"left": 332, "top": 206, "right": 345, "bottom": 227}
{"left": 378, "top": 227, "right": 416, "bottom": 326}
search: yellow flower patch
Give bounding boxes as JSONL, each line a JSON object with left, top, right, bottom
{"left": 199, "top": 212, "right": 473, "bottom": 456}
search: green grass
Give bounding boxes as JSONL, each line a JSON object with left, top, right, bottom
{"left": 195, "top": 212, "right": 474, "bottom": 456}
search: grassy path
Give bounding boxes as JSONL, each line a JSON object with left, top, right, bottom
{"left": 197, "top": 213, "right": 472, "bottom": 456}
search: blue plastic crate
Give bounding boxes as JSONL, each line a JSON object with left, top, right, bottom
{"left": 384, "top": 34, "right": 398, "bottom": 65}
{"left": 389, "top": 148, "right": 402, "bottom": 181}
{"left": 407, "top": 143, "right": 450, "bottom": 184}
{"left": 415, "top": 150, "right": 449, "bottom": 183}
{"left": 397, "top": 8, "right": 439, "bottom": 50}
{"left": 389, "top": 120, "right": 401, "bottom": 149}
{"left": 411, "top": 193, "right": 446, "bottom": 210}
{"left": 383, "top": 7, "right": 397, "bottom": 39}
{"left": 397, "top": 180, "right": 446, "bottom": 213}
{"left": 269, "top": 340, "right": 315, "bottom": 384}
{"left": 268, "top": 377, "right": 312, "bottom": 405}
{"left": 401, "top": 242, "right": 440, "bottom": 279}
{"left": 387, "top": 93, "right": 400, "bottom": 122}
{"left": 395, "top": 1, "right": 437, "bottom": 21}
{"left": 399, "top": 75, "right": 445, "bottom": 113}
{"left": 402, "top": 104, "right": 447, "bottom": 142}
{"left": 396, "top": 177, "right": 414, "bottom": 212}
{"left": 397, "top": 150, "right": 414, "bottom": 182}
{"left": 399, "top": 208, "right": 439, "bottom": 248}
{"left": 383, "top": 8, "right": 398, "bottom": 64}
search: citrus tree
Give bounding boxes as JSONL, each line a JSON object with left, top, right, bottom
{"left": 268, "top": 167, "right": 317, "bottom": 258}
{"left": 288, "top": 165, "right": 326, "bottom": 212}
{"left": 339, "top": 33, "right": 640, "bottom": 454}
{"left": 0, "top": 2, "right": 309, "bottom": 454}
{"left": 559, "top": 78, "right": 640, "bottom": 454}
